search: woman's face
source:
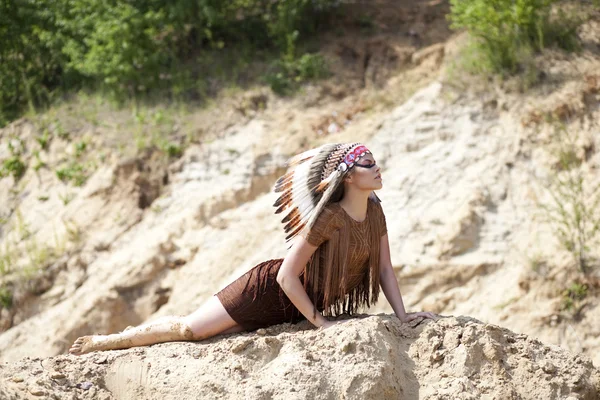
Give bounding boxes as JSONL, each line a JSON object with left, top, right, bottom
{"left": 346, "top": 153, "right": 382, "bottom": 190}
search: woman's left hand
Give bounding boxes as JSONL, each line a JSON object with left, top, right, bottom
{"left": 398, "top": 311, "right": 437, "bottom": 323}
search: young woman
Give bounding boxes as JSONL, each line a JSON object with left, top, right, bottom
{"left": 69, "top": 143, "right": 436, "bottom": 355}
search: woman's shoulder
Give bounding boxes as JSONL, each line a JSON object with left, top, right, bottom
{"left": 367, "top": 196, "right": 383, "bottom": 213}
{"left": 317, "top": 202, "right": 346, "bottom": 225}
{"left": 302, "top": 203, "right": 344, "bottom": 246}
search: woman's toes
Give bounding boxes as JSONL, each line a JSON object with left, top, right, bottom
{"left": 69, "top": 336, "right": 90, "bottom": 355}
{"left": 69, "top": 345, "right": 81, "bottom": 355}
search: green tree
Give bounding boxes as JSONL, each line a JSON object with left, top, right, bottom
{"left": 448, "top": 0, "right": 580, "bottom": 74}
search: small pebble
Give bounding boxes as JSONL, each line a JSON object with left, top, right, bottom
{"left": 94, "top": 355, "right": 108, "bottom": 364}
{"left": 77, "top": 381, "right": 93, "bottom": 390}
{"left": 51, "top": 372, "right": 66, "bottom": 379}
{"left": 28, "top": 386, "right": 46, "bottom": 396}
{"left": 256, "top": 329, "right": 267, "bottom": 336}
{"left": 327, "top": 123, "right": 339, "bottom": 134}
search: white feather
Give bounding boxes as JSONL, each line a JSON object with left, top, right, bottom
{"left": 287, "top": 147, "right": 320, "bottom": 166}
{"left": 291, "top": 161, "right": 314, "bottom": 216}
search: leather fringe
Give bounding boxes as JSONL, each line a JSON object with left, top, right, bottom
{"left": 303, "top": 200, "right": 382, "bottom": 317}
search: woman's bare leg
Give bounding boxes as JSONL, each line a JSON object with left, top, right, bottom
{"left": 69, "top": 296, "right": 243, "bottom": 355}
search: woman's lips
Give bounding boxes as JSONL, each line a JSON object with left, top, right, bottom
{"left": 375, "top": 174, "right": 382, "bottom": 180}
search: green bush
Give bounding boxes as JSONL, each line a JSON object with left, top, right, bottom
{"left": 295, "top": 53, "right": 330, "bottom": 80}
{"left": 74, "top": 141, "right": 87, "bottom": 158}
{"left": 0, "top": 286, "right": 12, "bottom": 309}
{"left": 164, "top": 143, "right": 183, "bottom": 158}
{"left": 1, "top": 156, "right": 26, "bottom": 180}
{"left": 0, "top": 0, "right": 339, "bottom": 127}
{"left": 561, "top": 282, "right": 588, "bottom": 312}
{"left": 265, "top": 28, "right": 330, "bottom": 95}
{"left": 448, "top": 0, "right": 581, "bottom": 75}
{"left": 56, "top": 163, "right": 87, "bottom": 186}
{"left": 538, "top": 124, "right": 600, "bottom": 275}
{"left": 0, "top": 0, "right": 66, "bottom": 126}
{"left": 1, "top": 140, "right": 27, "bottom": 180}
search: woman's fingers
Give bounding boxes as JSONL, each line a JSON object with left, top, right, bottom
{"left": 403, "top": 311, "right": 438, "bottom": 323}
{"left": 420, "top": 312, "right": 437, "bottom": 320}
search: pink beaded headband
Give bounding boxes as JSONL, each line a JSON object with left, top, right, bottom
{"left": 337, "top": 144, "right": 371, "bottom": 172}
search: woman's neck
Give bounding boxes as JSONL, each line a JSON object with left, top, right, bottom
{"left": 338, "top": 187, "right": 371, "bottom": 221}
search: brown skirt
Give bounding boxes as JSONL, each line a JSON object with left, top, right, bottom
{"left": 214, "top": 259, "right": 311, "bottom": 331}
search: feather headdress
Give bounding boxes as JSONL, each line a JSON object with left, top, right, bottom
{"left": 273, "top": 142, "right": 378, "bottom": 242}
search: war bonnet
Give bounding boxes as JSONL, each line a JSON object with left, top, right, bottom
{"left": 273, "top": 142, "right": 380, "bottom": 242}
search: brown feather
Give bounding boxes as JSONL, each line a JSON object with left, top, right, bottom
{"left": 275, "top": 201, "right": 291, "bottom": 214}
{"left": 273, "top": 192, "right": 292, "bottom": 208}
{"left": 281, "top": 208, "right": 299, "bottom": 223}
{"left": 275, "top": 171, "right": 294, "bottom": 185}
{"left": 315, "top": 173, "right": 334, "bottom": 193}
{"left": 275, "top": 174, "right": 294, "bottom": 187}
{"left": 284, "top": 213, "right": 304, "bottom": 232}
{"left": 285, "top": 222, "right": 306, "bottom": 241}
{"left": 305, "top": 144, "right": 340, "bottom": 207}
{"left": 274, "top": 180, "right": 293, "bottom": 193}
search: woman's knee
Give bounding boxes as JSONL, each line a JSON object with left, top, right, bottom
{"left": 181, "top": 315, "right": 210, "bottom": 340}
{"left": 181, "top": 296, "right": 239, "bottom": 339}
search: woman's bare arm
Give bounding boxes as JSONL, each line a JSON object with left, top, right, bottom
{"left": 378, "top": 233, "right": 436, "bottom": 322}
{"left": 276, "top": 236, "right": 329, "bottom": 328}
{"left": 378, "top": 233, "right": 408, "bottom": 319}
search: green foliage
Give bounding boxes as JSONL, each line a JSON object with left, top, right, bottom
{"left": 0, "top": 1, "right": 64, "bottom": 126}
{"left": 1, "top": 156, "right": 26, "bottom": 180}
{"left": 0, "top": 243, "right": 15, "bottom": 276}
{"left": 164, "top": 143, "right": 183, "bottom": 158}
{"left": 33, "top": 151, "right": 46, "bottom": 172}
{"left": 15, "top": 209, "right": 31, "bottom": 240}
{"left": 0, "top": 286, "right": 12, "bottom": 309}
{"left": 56, "top": 163, "right": 87, "bottom": 186}
{"left": 36, "top": 130, "right": 51, "bottom": 150}
{"left": 538, "top": 124, "right": 600, "bottom": 275}
{"left": 561, "top": 282, "right": 588, "bottom": 312}
{"left": 25, "top": 239, "right": 52, "bottom": 270}
{"left": 74, "top": 141, "right": 87, "bottom": 158}
{"left": 1, "top": 140, "right": 27, "bottom": 180}
{"left": 295, "top": 53, "right": 330, "bottom": 81}
{"left": 265, "top": 31, "right": 330, "bottom": 95}
{"left": 59, "top": 192, "right": 75, "bottom": 205}
{"left": 0, "top": 0, "right": 339, "bottom": 126}
{"left": 448, "top": 0, "right": 581, "bottom": 75}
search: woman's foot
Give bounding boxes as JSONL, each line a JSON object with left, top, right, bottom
{"left": 69, "top": 336, "right": 103, "bottom": 355}
{"left": 69, "top": 333, "right": 135, "bottom": 355}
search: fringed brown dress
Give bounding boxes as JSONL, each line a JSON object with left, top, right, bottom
{"left": 214, "top": 199, "right": 387, "bottom": 331}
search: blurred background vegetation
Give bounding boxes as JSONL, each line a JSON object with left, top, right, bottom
{"left": 0, "top": 0, "right": 591, "bottom": 127}
{"left": 0, "top": 0, "right": 338, "bottom": 126}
